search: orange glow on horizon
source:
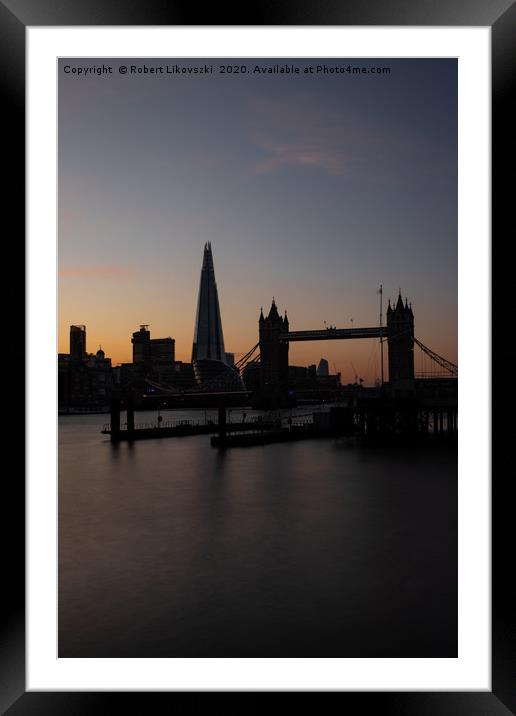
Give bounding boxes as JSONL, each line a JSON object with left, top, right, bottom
{"left": 58, "top": 295, "right": 457, "bottom": 386}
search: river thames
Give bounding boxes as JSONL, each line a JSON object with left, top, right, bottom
{"left": 58, "top": 408, "right": 457, "bottom": 657}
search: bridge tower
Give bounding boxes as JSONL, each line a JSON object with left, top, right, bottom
{"left": 387, "top": 293, "right": 415, "bottom": 393}
{"left": 258, "top": 299, "right": 289, "bottom": 405}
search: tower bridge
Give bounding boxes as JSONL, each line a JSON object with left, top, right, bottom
{"left": 239, "top": 294, "right": 457, "bottom": 406}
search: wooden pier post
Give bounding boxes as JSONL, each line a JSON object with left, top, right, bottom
{"left": 110, "top": 397, "right": 121, "bottom": 442}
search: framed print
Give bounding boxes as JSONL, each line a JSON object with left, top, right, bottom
{"left": 2, "top": 0, "right": 514, "bottom": 711}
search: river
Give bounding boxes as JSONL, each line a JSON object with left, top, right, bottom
{"left": 58, "top": 407, "right": 457, "bottom": 657}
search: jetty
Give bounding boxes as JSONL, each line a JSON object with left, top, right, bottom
{"left": 103, "top": 398, "right": 273, "bottom": 442}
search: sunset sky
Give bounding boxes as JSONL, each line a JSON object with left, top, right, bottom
{"left": 58, "top": 58, "right": 457, "bottom": 384}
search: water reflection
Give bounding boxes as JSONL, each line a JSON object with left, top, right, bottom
{"left": 59, "top": 409, "right": 457, "bottom": 658}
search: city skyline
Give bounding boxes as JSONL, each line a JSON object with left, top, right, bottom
{"left": 58, "top": 57, "right": 457, "bottom": 383}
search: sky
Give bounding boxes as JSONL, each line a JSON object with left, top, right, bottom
{"left": 58, "top": 58, "right": 457, "bottom": 384}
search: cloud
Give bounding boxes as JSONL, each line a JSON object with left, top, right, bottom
{"left": 59, "top": 265, "right": 137, "bottom": 279}
{"left": 251, "top": 139, "right": 346, "bottom": 175}
{"left": 246, "top": 93, "right": 450, "bottom": 179}
{"left": 247, "top": 94, "right": 375, "bottom": 176}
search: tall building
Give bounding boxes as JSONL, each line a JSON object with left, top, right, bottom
{"left": 132, "top": 325, "right": 151, "bottom": 364}
{"left": 70, "top": 324, "right": 86, "bottom": 361}
{"left": 192, "top": 242, "right": 226, "bottom": 363}
{"left": 191, "top": 243, "right": 243, "bottom": 390}
{"left": 131, "top": 325, "right": 175, "bottom": 366}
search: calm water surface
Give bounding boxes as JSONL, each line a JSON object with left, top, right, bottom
{"left": 59, "top": 408, "right": 457, "bottom": 657}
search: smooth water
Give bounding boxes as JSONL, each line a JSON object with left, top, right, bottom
{"left": 58, "top": 408, "right": 457, "bottom": 657}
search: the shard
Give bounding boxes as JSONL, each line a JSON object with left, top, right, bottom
{"left": 191, "top": 242, "right": 226, "bottom": 363}
{"left": 191, "top": 243, "right": 244, "bottom": 390}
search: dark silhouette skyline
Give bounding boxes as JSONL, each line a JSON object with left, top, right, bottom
{"left": 58, "top": 57, "right": 457, "bottom": 382}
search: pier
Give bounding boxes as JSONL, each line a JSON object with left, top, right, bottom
{"left": 103, "top": 399, "right": 273, "bottom": 442}
{"left": 105, "top": 391, "right": 457, "bottom": 446}
{"left": 211, "top": 398, "right": 457, "bottom": 448}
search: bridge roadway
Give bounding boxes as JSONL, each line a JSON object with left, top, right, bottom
{"left": 280, "top": 326, "right": 385, "bottom": 342}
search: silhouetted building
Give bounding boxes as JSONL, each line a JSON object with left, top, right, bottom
{"left": 192, "top": 242, "right": 226, "bottom": 364}
{"left": 191, "top": 243, "right": 244, "bottom": 390}
{"left": 58, "top": 354, "right": 71, "bottom": 407}
{"left": 316, "top": 372, "right": 341, "bottom": 388}
{"left": 287, "top": 363, "right": 341, "bottom": 394}
{"left": 288, "top": 365, "right": 308, "bottom": 388}
{"left": 70, "top": 325, "right": 86, "bottom": 362}
{"left": 132, "top": 325, "right": 151, "bottom": 364}
{"left": 86, "top": 347, "right": 112, "bottom": 403}
{"left": 145, "top": 361, "right": 196, "bottom": 390}
{"left": 150, "top": 338, "right": 175, "bottom": 364}
{"left": 171, "top": 361, "right": 196, "bottom": 388}
{"left": 132, "top": 325, "right": 175, "bottom": 366}
{"left": 119, "top": 362, "right": 146, "bottom": 388}
{"left": 317, "top": 358, "right": 329, "bottom": 376}
{"left": 259, "top": 299, "right": 289, "bottom": 402}
{"left": 225, "top": 352, "right": 235, "bottom": 367}
{"left": 387, "top": 292, "right": 415, "bottom": 393}
{"left": 59, "top": 327, "right": 114, "bottom": 411}
{"left": 85, "top": 346, "right": 111, "bottom": 369}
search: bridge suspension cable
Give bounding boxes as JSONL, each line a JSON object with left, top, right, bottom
{"left": 234, "top": 342, "right": 260, "bottom": 373}
{"left": 414, "top": 338, "right": 458, "bottom": 377}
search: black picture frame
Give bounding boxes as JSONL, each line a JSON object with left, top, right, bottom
{"left": 3, "top": 1, "right": 513, "bottom": 711}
